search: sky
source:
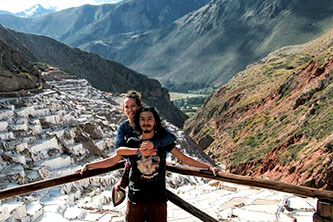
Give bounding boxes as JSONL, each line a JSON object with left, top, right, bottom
{"left": 0, "top": 0, "right": 123, "bottom": 13}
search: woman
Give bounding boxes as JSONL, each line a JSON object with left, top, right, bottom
{"left": 80, "top": 106, "right": 219, "bottom": 221}
{"left": 114, "top": 91, "right": 176, "bottom": 153}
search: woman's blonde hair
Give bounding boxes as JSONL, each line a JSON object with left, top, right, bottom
{"left": 123, "top": 90, "right": 142, "bottom": 107}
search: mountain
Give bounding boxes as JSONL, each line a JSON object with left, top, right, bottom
{"left": 0, "top": 10, "right": 12, "bottom": 16}
{"left": 0, "top": 24, "right": 187, "bottom": 127}
{"left": 2, "top": 0, "right": 331, "bottom": 92}
{"left": 184, "top": 28, "right": 333, "bottom": 190}
{"left": 80, "top": 0, "right": 333, "bottom": 91}
{"left": 0, "top": 39, "right": 40, "bottom": 92}
{"left": 15, "top": 4, "right": 56, "bottom": 18}
{"left": 0, "top": 0, "right": 209, "bottom": 46}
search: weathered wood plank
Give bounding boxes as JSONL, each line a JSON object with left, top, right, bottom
{"left": 1, "top": 161, "right": 332, "bottom": 203}
{"left": 166, "top": 163, "right": 333, "bottom": 201}
{"left": 0, "top": 161, "right": 125, "bottom": 200}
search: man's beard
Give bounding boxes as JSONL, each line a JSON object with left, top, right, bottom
{"left": 143, "top": 129, "right": 153, "bottom": 133}
{"left": 142, "top": 124, "right": 153, "bottom": 133}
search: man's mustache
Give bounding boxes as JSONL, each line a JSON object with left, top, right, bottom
{"left": 142, "top": 124, "right": 152, "bottom": 128}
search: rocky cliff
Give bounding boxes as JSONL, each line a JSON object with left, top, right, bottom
{"left": 184, "top": 28, "right": 333, "bottom": 190}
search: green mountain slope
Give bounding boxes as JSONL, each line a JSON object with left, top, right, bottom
{"left": 184, "top": 28, "right": 333, "bottom": 190}
{"left": 0, "top": 39, "right": 39, "bottom": 92}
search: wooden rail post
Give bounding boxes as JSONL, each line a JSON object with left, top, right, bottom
{"left": 166, "top": 189, "right": 219, "bottom": 222}
{"left": 314, "top": 199, "right": 333, "bottom": 222}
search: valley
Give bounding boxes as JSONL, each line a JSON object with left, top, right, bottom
{"left": 1, "top": 0, "right": 332, "bottom": 91}
{"left": 0, "top": 0, "right": 332, "bottom": 220}
{"left": 0, "top": 69, "right": 318, "bottom": 222}
{"left": 170, "top": 92, "right": 209, "bottom": 117}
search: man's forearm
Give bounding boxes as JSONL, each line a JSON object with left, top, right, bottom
{"left": 87, "top": 154, "right": 121, "bottom": 169}
{"left": 183, "top": 157, "right": 211, "bottom": 169}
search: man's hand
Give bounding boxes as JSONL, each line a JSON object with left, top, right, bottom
{"left": 209, "top": 166, "right": 220, "bottom": 176}
{"left": 114, "top": 181, "right": 121, "bottom": 191}
{"left": 76, "top": 164, "right": 90, "bottom": 175}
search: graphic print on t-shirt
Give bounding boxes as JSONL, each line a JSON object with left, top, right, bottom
{"left": 136, "top": 154, "right": 161, "bottom": 179}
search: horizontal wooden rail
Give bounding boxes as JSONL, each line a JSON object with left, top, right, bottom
{"left": 166, "top": 163, "right": 333, "bottom": 201}
{"left": 1, "top": 161, "right": 332, "bottom": 203}
{"left": 0, "top": 161, "right": 220, "bottom": 221}
{"left": 0, "top": 161, "right": 125, "bottom": 200}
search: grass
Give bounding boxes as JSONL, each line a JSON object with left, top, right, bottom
{"left": 169, "top": 92, "right": 207, "bottom": 100}
{"left": 19, "top": 72, "right": 32, "bottom": 79}
{"left": 33, "top": 62, "right": 49, "bottom": 70}
{"left": 325, "top": 141, "right": 333, "bottom": 152}
{"left": 170, "top": 91, "right": 209, "bottom": 117}
{"left": 201, "top": 126, "right": 216, "bottom": 136}
{"left": 280, "top": 142, "right": 308, "bottom": 166}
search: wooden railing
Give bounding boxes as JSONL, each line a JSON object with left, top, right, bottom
{"left": 166, "top": 163, "right": 333, "bottom": 222}
{"left": 0, "top": 161, "right": 332, "bottom": 222}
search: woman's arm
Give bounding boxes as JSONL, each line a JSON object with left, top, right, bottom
{"left": 79, "top": 154, "right": 121, "bottom": 174}
{"left": 140, "top": 128, "right": 176, "bottom": 150}
{"left": 116, "top": 146, "right": 139, "bottom": 156}
{"left": 171, "top": 147, "right": 219, "bottom": 175}
{"left": 114, "top": 121, "right": 127, "bottom": 149}
{"left": 116, "top": 146, "right": 157, "bottom": 157}
{"left": 153, "top": 128, "right": 176, "bottom": 148}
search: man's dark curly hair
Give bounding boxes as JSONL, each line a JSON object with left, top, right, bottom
{"left": 133, "top": 106, "right": 164, "bottom": 135}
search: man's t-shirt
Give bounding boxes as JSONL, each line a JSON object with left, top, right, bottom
{"left": 124, "top": 136, "right": 175, "bottom": 203}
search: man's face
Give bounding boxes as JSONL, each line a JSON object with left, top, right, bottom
{"left": 139, "top": 111, "right": 155, "bottom": 133}
{"left": 123, "top": 98, "right": 139, "bottom": 120}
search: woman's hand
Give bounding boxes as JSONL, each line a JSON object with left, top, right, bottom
{"left": 140, "top": 141, "right": 154, "bottom": 151}
{"left": 139, "top": 147, "right": 157, "bottom": 156}
{"left": 139, "top": 141, "right": 156, "bottom": 156}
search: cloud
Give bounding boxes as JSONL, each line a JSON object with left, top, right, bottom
{"left": 0, "top": 0, "right": 35, "bottom": 12}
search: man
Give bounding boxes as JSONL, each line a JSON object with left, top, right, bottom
{"left": 80, "top": 106, "right": 219, "bottom": 222}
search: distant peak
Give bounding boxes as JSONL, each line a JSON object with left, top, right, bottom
{"left": 15, "top": 4, "right": 55, "bottom": 18}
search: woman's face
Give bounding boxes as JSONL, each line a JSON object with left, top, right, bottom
{"left": 123, "top": 98, "right": 139, "bottom": 120}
